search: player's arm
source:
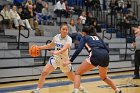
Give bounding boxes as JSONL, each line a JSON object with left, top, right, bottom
{"left": 51, "top": 43, "right": 71, "bottom": 55}
{"left": 70, "top": 38, "right": 85, "bottom": 62}
{"left": 39, "top": 42, "right": 55, "bottom": 50}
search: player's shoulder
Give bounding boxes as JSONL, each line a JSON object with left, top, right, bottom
{"left": 54, "top": 34, "right": 60, "bottom": 39}
{"left": 66, "top": 35, "right": 72, "bottom": 41}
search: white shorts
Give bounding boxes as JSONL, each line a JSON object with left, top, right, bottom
{"left": 47, "top": 56, "right": 73, "bottom": 73}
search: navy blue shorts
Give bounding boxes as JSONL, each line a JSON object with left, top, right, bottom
{"left": 90, "top": 48, "right": 109, "bottom": 67}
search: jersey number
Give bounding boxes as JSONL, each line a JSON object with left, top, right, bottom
{"left": 90, "top": 36, "right": 99, "bottom": 40}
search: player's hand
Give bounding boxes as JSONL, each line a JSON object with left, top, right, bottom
{"left": 63, "top": 61, "right": 71, "bottom": 67}
{"left": 131, "top": 42, "right": 136, "bottom": 48}
{"left": 133, "top": 28, "right": 140, "bottom": 37}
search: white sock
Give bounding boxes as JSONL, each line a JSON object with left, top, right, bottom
{"left": 73, "top": 89, "right": 79, "bottom": 93}
{"left": 79, "top": 86, "right": 84, "bottom": 90}
{"left": 36, "top": 88, "right": 41, "bottom": 90}
{"left": 115, "top": 88, "right": 120, "bottom": 92}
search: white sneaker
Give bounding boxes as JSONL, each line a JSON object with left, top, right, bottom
{"left": 115, "top": 90, "right": 122, "bottom": 93}
{"left": 79, "top": 88, "right": 88, "bottom": 93}
{"left": 31, "top": 89, "right": 39, "bottom": 93}
{"left": 72, "top": 90, "right": 78, "bottom": 93}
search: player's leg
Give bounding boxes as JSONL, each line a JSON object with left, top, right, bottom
{"left": 31, "top": 64, "right": 55, "bottom": 93}
{"left": 31, "top": 57, "right": 56, "bottom": 93}
{"left": 72, "top": 59, "right": 96, "bottom": 93}
{"left": 98, "top": 66, "right": 122, "bottom": 93}
{"left": 37, "top": 64, "right": 55, "bottom": 88}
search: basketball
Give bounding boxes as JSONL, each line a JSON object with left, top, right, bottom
{"left": 29, "top": 45, "right": 40, "bottom": 57}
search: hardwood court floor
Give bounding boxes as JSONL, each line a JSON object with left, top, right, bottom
{"left": 0, "top": 71, "right": 140, "bottom": 93}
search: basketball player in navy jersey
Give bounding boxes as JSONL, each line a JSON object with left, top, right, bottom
{"left": 64, "top": 26, "right": 123, "bottom": 93}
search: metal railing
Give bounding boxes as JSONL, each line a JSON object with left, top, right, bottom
{"left": 17, "top": 25, "right": 30, "bottom": 49}
{"left": 43, "top": 40, "right": 51, "bottom": 65}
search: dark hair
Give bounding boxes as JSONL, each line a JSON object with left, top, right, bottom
{"left": 60, "top": 22, "right": 68, "bottom": 29}
{"left": 82, "top": 26, "right": 97, "bottom": 36}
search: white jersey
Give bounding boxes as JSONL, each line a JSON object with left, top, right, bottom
{"left": 52, "top": 34, "right": 72, "bottom": 61}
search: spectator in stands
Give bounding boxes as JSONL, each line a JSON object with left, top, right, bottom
{"left": 126, "top": 11, "right": 137, "bottom": 21}
{"left": 126, "top": 0, "right": 132, "bottom": 8}
{"left": 68, "top": 19, "right": 82, "bottom": 48}
{"left": 75, "top": 18, "right": 83, "bottom": 33}
{"left": 90, "top": 18, "right": 102, "bottom": 33}
{"left": 131, "top": 27, "right": 140, "bottom": 79}
{"left": 84, "top": 0, "right": 91, "bottom": 12}
{"left": 85, "top": 11, "right": 93, "bottom": 26}
{"left": 35, "top": 0, "right": 44, "bottom": 13}
{"left": 25, "top": 0, "right": 33, "bottom": 8}
{"left": 34, "top": 0, "right": 44, "bottom": 24}
{"left": 18, "top": 6, "right": 32, "bottom": 30}
{"left": 68, "top": 19, "right": 78, "bottom": 40}
{"left": 54, "top": 0, "right": 69, "bottom": 18}
{"left": 13, "top": 0, "right": 24, "bottom": 7}
{"left": 25, "top": 4, "right": 36, "bottom": 29}
{"left": 41, "top": 3, "right": 52, "bottom": 25}
{"left": 79, "top": 11, "right": 86, "bottom": 25}
{"left": 64, "top": 0, "right": 75, "bottom": 17}
{"left": 92, "top": 0, "right": 101, "bottom": 10}
{"left": 1, "top": 4, "right": 12, "bottom": 28}
{"left": 109, "top": 0, "right": 118, "bottom": 14}
{"left": 9, "top": 5, "right": 24, "bottom": 29}
{"left": 121, "top": 2, "right": 128, "bottom": 14}
{"left": 25, "top": 4, "right": 43, "bottom": 36}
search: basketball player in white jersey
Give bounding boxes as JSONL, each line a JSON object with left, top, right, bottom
{"left": 31, "top": 23, "right": 88, "bottom": 93}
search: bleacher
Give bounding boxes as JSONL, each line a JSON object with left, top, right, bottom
{"left": 0, "top": 25, "right": 135, "bottom": 83}
{"left": 0, "top": 0, "right": 139, "bottom": 83}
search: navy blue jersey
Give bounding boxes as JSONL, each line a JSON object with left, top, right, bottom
{"left": 70, "top": 35, "right": 109, "bottom": 62}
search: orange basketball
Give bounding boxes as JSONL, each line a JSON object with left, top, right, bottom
{"left": 29, "top": 45, "right": 40, "bottom": 57}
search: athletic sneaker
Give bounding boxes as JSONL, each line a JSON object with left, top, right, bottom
{"left": 79, "top": 88, "right": 88, "bottom": 93}
{"left": 31, "top": 89, "right": 39, "bottom": 93}
{"left": 115, "top": 90, "right": 122, "bottom": 93}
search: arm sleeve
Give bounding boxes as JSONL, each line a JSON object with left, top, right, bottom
{"left": 70, "top": 37, "right": 85, "bottom": 62}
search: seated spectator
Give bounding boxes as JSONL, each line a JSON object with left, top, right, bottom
{"left": 9, "top": 5, "right": 24, "bottom": 29}
{"left": 25, "top": 5, "right": 44, "bottom": 36}
{"left": 35, "top": 0, "right": 44, "bottom": 24}
{"left": 35, "top": 0, "right": 44, "bottom": 13}
{"left": 18, "top": 6, "right": 32, "bottom": 30}
{"left": 1, "top": 4, "right": 12, "bottom": 28}
{"left": 41, "top": 3, "right": 52, "bottom": 25}
{"left": 121, "top": 2, "right": 129, "bottom": 14}
{"left": 25, "top": 0, "right": 33, "bottom": 8}
{"left": 109, "top": 0, "right": 118, "bottom": 14}
{"left": 90, "top": 18, "right": 101, "bottom": 33}
{"left": 127, "top": 0, "right": 132, "bottom": 8}
{"left": 54, "top": 0, "right": 69, "bottom": 18}
{"left": 85, "top": 11, "right": 93, "bottom": 26}
{"left": 79, "top": 11, "right": 86, "bottom": 25}
{"left": 25, "top": 4, "right": 36, "bottom": 29}
{"left": 75, "top": 18, "right": 83, "bottom": 33}
{"left": 64, "top": 0, "right": 75, "bottom": 17}
{"left": 13, "top": 0, "right": 24, "bottom": 7}
{"left": 68, "top": 19, "right": 82, "bottom": 44}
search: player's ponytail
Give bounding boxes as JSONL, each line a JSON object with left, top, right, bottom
{"left": 82, "top": 26, "right": 97, "bottom": 36}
